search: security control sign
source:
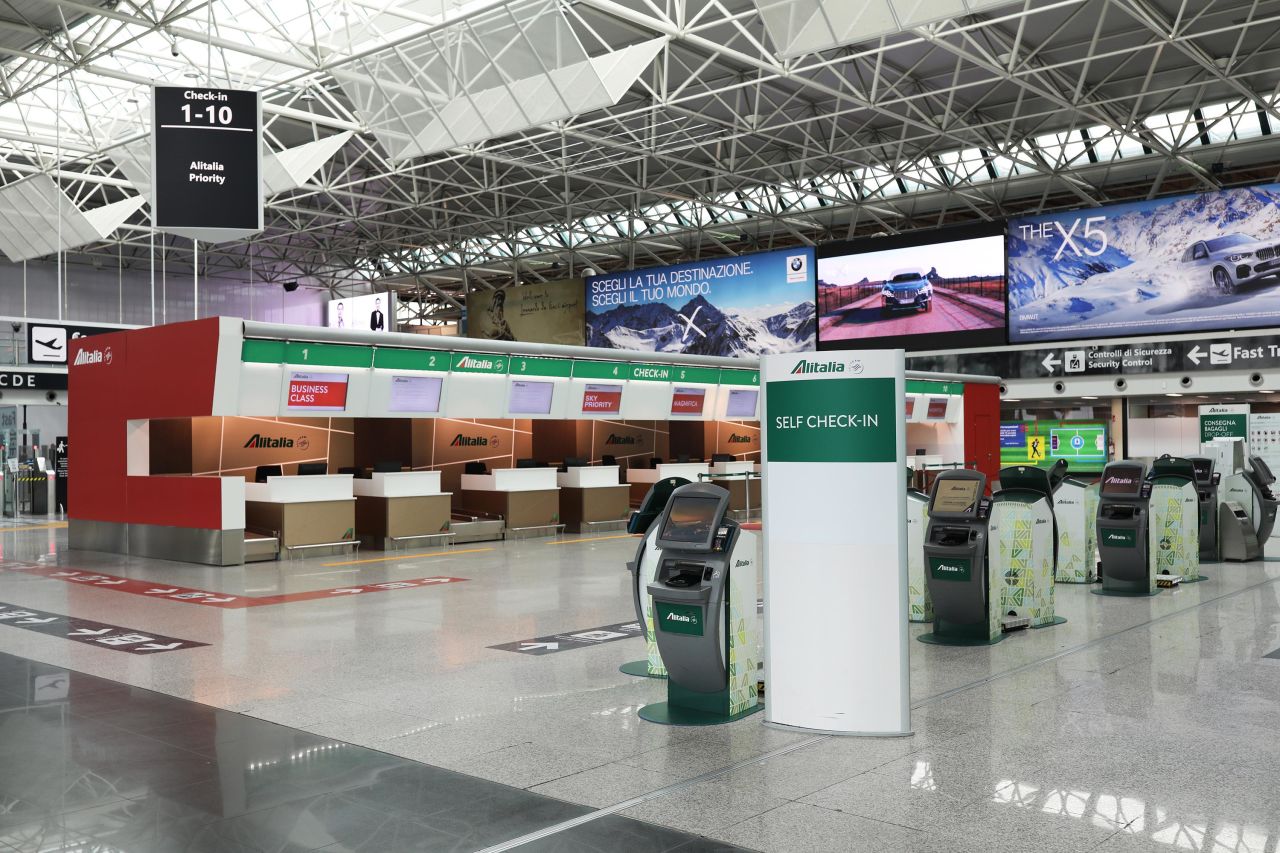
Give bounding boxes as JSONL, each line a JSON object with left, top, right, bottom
{"left": 152, "top": 85, "right": 262, "bottom": 241}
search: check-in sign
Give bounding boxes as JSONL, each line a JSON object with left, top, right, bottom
{"left": 287, "top": 372, "right": 349, "bottom": 411}
{"left": 581, "top": 383, "right": 622, "bottom": 414}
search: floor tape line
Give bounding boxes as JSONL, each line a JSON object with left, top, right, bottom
{"left": 319, "top": 547, "right": 493, "bottom": 567}
{"left": 544, "top": 534, "right": 641, "bottom": 546}
{"left": 484, "top": 570, "right": 1280, "bottom": 851}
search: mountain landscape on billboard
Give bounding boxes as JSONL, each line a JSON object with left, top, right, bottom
{"left": 586, "top": 295, "right": 815, "bottom": 356}
{"left": 1009, "top": 185, "right": 1280, "bottom": 341}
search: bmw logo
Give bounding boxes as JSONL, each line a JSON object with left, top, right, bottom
{"left": 790, "top": 258, "right": 804, "bottom": 272}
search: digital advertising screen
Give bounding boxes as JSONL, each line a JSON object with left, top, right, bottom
{"left": 388, "top": 375, "right": 443, "bottom": 413}
{"left": 670, "top": 386, "right": 707, "bottom": 416}
{"left": 1000, "top": 420, "right": 1108, "bottom": 472}
{"left": 816, "top": 223, "right": 1006, "bottom": 352}
{"left": 584, "top": 248, "right": 815, "bottom": 357}
{"left": 1008, "top": 183, "right": 1280, "bottom": 343}
{"left": 932, "top": 479, "right": 980, "bottom": 515}
{"left": 286, "top": 372, "right": 349, "bottom": 411}
{"left": 328, "top": 291, "right": 393, "bottom": 333}
{"left": 581, "top": 383, "right": 623, "bottom": 414}
{"left": 508, "top": 379, "right": 555, "bottom": 415}
{"left": 725, "top": 388, "right": 759, "bottom": 418}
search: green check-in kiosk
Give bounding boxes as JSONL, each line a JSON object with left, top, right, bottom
{"left": 990, "top": 465, "right": 1062, "bottom": 629}
{"left": 1147, "top": 455, "right": 1201, "bottom": 584}
{"left": 623, "top": 477, "right": 692, "bottom": 679}
{"left": 1189, "top": 457, "right": 1220, "bottom": 561}
{"left": 1096, "top": 461, "right": 1156, "bottom": 596}
{"left": 906, "top": 467, "right": 933, "bottom": 622}
{"left": 639, "top": 482, "right": 760, "bottom": 725}
{"left": 920, "top": 470, "right": 1001, "bottom": 645}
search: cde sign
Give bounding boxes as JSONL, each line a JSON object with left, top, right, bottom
{"left": 0, "top": 370, "right": 67, "bottom": 391}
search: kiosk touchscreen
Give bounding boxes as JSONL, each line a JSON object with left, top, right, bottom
{"left": 1095, "top": 461, "right": 1156, "bottom": 596}
{"left": 990, "top": 465, "right": 1061, "bottom": 629}
{"left": 624, "top": 477, "right": 694, "bottom": 679}
{"left": 921, "top": 470, "right": 1001, "bottom": 645}
{"left": 1188, "top": 457, "right": 1220, "bottom": 561}
{"left": 639, "top": 483, "right": 760, "bottom": 724}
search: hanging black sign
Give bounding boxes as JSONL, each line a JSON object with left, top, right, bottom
{"left": 26, "top": 323, "right": 119, "bottom": 365}
{"left": 0, "top": 370, "right": 66, "bottom": 391}
{"left": 152, "top": 86, "right": 262, "bottom": 238}
{"left": 53, "top": 436, "right": 67, "bottom": 513}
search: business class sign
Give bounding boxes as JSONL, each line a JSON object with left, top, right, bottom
{"left": 760, "top": 349, "right": 908, "bottom": 736}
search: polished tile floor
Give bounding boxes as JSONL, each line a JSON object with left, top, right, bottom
{"left": 0, "top": 518, "right": 1278, "bottom": 851}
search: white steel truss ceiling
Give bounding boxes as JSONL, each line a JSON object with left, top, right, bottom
{"left": 2, "top": 0, "right": 1280, "bottom": 320}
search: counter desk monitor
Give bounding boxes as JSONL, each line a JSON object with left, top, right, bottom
{"left": 1188, "top": 456, "right": 1221, "bottom": 562}
{"left": 254, "top": 465, "right": 283, "bottom": 483}
{"left": 920, "top": 470, "right": 1002, "bottom": 645}
{"left": 1095, "top": 461, "right": 1157, "bottom": 596}
{"left": 297, "top": 462, "right": 328, "bottom": 476}
{"left": 1219, "top": 455, "right": 1279, "bottom": 561}
{"left": 624, "top": 477, "right": 694, "bottom": 679}
{"left": 989, "top": 465, "right": 1063, "bottom": 630}
{"left": 634, "top": 482, "right": 760, "bottom": 724}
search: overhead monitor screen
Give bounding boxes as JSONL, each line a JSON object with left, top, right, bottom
{"left": 660, "top": 496, "right": 721, "bottom": 544}
{"left": 931, "top": 479, "right": 980, "bottom": 515}
{"left": 817, "top": 224, "right": 1006, "bottom": 352}
{"left": 670, "top": 386, "right": 707, "bottom": 416}
{"left": 926, "top": 398, "right": 949, "bottom": 420}
{"left": 388, "top": 375, "right": 442, "bottom": 413}
{"left": 286, "top": 372, "right": 349, "bottom": 411}
{"left": 725, "top": 388, "right": 759, "bottom": 418}
{"left": 905, "top": 397, "right": 916, "bottom": 419}
{"left": 327, "top": 291, "right": 392, "bottom": 333}
{"left": 508, "top": 380, "right": 555, "bottom": 415}
{"left": 1001, "top": 420, "right": 1108, "bottom": 472}
{"left": 1101, "top": 466, "right": 1144, "bottom": 496}
{"left": 581, "top": 383, "right": 623, "bottom": 414}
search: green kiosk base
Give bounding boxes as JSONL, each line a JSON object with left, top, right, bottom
{"left": 917, "top": 619, "right": 1005, "bottom": 646}
{"left": 638, "top": 682, "right": 762, "bottom": 726}
{"left": 1032, "top": 616, "right": 1068, "bottom": 629}
{"left": 619, "top": 660, "right": 665, "bottom": 679}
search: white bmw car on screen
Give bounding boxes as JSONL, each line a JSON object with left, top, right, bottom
{"left": 1180, "top": 233, "right": 1280, "bottom": 294}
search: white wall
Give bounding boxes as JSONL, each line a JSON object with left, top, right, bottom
{"left": 1127, "top": 416, "right": 1200, "bottom": 459}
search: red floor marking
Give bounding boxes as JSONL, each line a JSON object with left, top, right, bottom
{"left": 2, "top": 564, "right": 466, "bottom": 608}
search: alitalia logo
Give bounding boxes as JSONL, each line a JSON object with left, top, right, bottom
{"left": 73, "top": 347, "right": 111, "bottom": 366}
{"left": 790, "top": 359, "right": 844, "bottom": 375}
{"left": 605, "top": 434, "right": 637, "bottom": 445}
{"left": 244, "top": 434, "right": 294, "bottom": 449}
{"left": 936, "top": 563, "right": 964, "bottom": 573}
{"left": 451, "top": 434, "right": 488, "bottom": 447}
{"left": 1106, "top": 533, "right": 1129, "bottom": 542}
{"left": 727, "top": 434, "right": 753, "bottom": 444}
{"left": 665, "top": 611, "right": 694, "bottom": 624}
{"left": 456, "top": 355, "right": 497, "bottom": 370}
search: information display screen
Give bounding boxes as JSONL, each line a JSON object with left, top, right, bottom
{"left": 582, "top": 383, "right": 623, "bottom": 414}
{"left": 931, "top": 479, "right": 980, "bottom": 515}
{"left": 670, "top": 386, "right": 707, "bottom": 416}
{"left": 725, "top": 389, "right": 758, "bottom": 418}
{"left": 508, "top": 380, "right": 555, "bottom": 415}
{"left": 1001, "top": 420, "right": 1108, "bottom": 472}
{"left": 287, "top": 372, "right": 349, "bottom": 411}
{"left": 1101, "top": 466, "right": 1144, "bottom": 496}
{"left": 926, "top": 398, "right": 949, "bottom": 420}
{"left": 905, "top": 397, "right": 916, "bottom": 418}
{"left": 328, "top": 292, "right": 392, "bottom": 333}
{"left": 660, "top": 496, "right": 721, "bottom": 544}
{"left": 388, "top": 375, "right": 443, "bottom": 413}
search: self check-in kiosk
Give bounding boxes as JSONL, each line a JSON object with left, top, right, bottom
{"left": 624, "top": 477, "right": 694, "bottom": 679}
{"left": 1219, "top": 456, "right": 1278, "bottom": 561}
{"left": 1188, "top": 457, "right": 1220, "bottom": 562}
{"left": 920, "top": 470, "right": 1002, "bottom": 645}
{"left": 1147, "top": 455, "right": 1201, "bottom": 583}
{"left": 1051, "top": 460, "right": 1098, "bottom": 583}
{"left": 638, "top": 482, "right": 760, "bottom": 724}
{"left": 1096, "top": 461, "right": 1156, "bottom": 596}
{"left": 990, "top": 465, "right": 1062, "bottom": 629}
{"left": 906, "top": 468, "right": 933, "bottom": 623}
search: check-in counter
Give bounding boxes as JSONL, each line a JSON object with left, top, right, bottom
{"left": 244, "top": 475, "right": 355, "bottom": 554}
{"left": 459, "top": 468, "right": 561, "bottom": 535}
{"left": 557, "top": 466, "right": 629, "bottom": 533}
{"left": 708, "top": 461, "right": 761, "bottom": 519}
{"left": 626, "top": 462, "right": 710, "bottom": 503}
{"left": 353, "top": 471, "right": 452, "bottom": 549}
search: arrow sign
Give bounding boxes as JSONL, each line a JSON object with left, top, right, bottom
{"left": 418, "top": 578, "right": 453, "bottom": 584}
{"left": 329, "top": 588, "right": 363, "bottom": 595}
{"left": 95, "top": 580, "right": 127, "bottom": 586}
{"left": 145, "top": 588, "right": 179, "bottom": 595}
{"left": 69, "top": 628, "right": 112, "bottom": 636}
{"left": 1187, "top": 345, "right": 1204, "bottom": 365}
{"left": 201, "top": 597, "right": 237, "bottom": 604}
{"left": 16, "top": 617, "right": 57, "bottom": 624}
{"left": 135, "top": 642, "right": 184, "bottom": 652}
{"left": 1041, "top": 353, "right": 1061, "bottom": 373}
{"left": 518, "top": 642, "right": 559, "bottom": 652}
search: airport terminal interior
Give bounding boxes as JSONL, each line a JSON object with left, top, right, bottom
{"left": 2, "top": 1, "right": 1280, "bottom": 851}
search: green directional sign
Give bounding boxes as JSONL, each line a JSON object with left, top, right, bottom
{"left": 283, "top": 341, "right": 373, "bottom": 368}
{"left": 451, "top": 352, "right": 508, "bottom": 374}
{"left": 509, "top": 357, "right": 573, "bottom": 378}
{"left": 766, "top": 377, "right": 897, "bottom": 464}
{"left": 719, "top": 369, "right": 760, "bottom": 387}
{"left": 373, "top": 348, "right": 450, "bottom": 372}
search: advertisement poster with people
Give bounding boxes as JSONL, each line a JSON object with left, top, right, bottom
{"left": 1008, "top": 183, "right": 1280, "bottom": 343}
{"left": 327, "top": 292, "right": 392, "bottom": 333}
{"left": 584, "top": 248, "right": 815, "bottom": 357}
{"left": 816, "top": 224, "right": 1006, "bottom": 351}
{"left": 465, "top": 278, "right": 586, "bottom": 346}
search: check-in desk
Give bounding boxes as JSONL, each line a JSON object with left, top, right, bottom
{"left": 558, "top": 466, "right": 629, "bottom": 533}
{"left": 708, "top": 461, "right": 761, "bottom": 519}
{"left": 460, "top": 468, "right": 561, "bottom": 537}
{"left": 354, "top": 471, "right": 452, "bottom": 549}
{"left": 244, "top": 475, "right": 356, "bottom": 556}
{"left": 626, "top": 463, "right": 711, "bottom": 504}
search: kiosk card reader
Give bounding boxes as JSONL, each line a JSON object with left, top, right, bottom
{"left": 1219, "top": 456, "right": 1278, "bottom": 560}
{"left": 639, "top": 482, "right": 760, "bottom": 725}
{"left": 1095, "top": 461, "right": 1157, "bottom": 596}
{"left": 990, "top": 465, "right": 1062, "bottom": 629}
{"left": 920, "top": 470, "right": 1002, "bottom": 645}
{"left": 624, "top": 477, "right": 693, "bottom": 679}
{"left": 1188, "top": 457, "right": 1220, "bottom": 562}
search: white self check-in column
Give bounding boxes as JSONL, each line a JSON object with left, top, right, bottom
{"left": 761, "top": 350, "right": 909, "bottom": 735}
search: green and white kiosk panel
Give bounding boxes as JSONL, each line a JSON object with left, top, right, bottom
{"left": 1053, "top": 461, "right": 1098, "bottom": 584}
{"left": 624, "top": 477, "right": 694, "bottom": 679}
{"left": 640, "top": 482, "right": 759, "bottom": 725}
{"left": 1147, "top": 455, "right": 1201, "bottom": 583}
{"left": 990, "top": 465, "right": 1061, "bottom": 629}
